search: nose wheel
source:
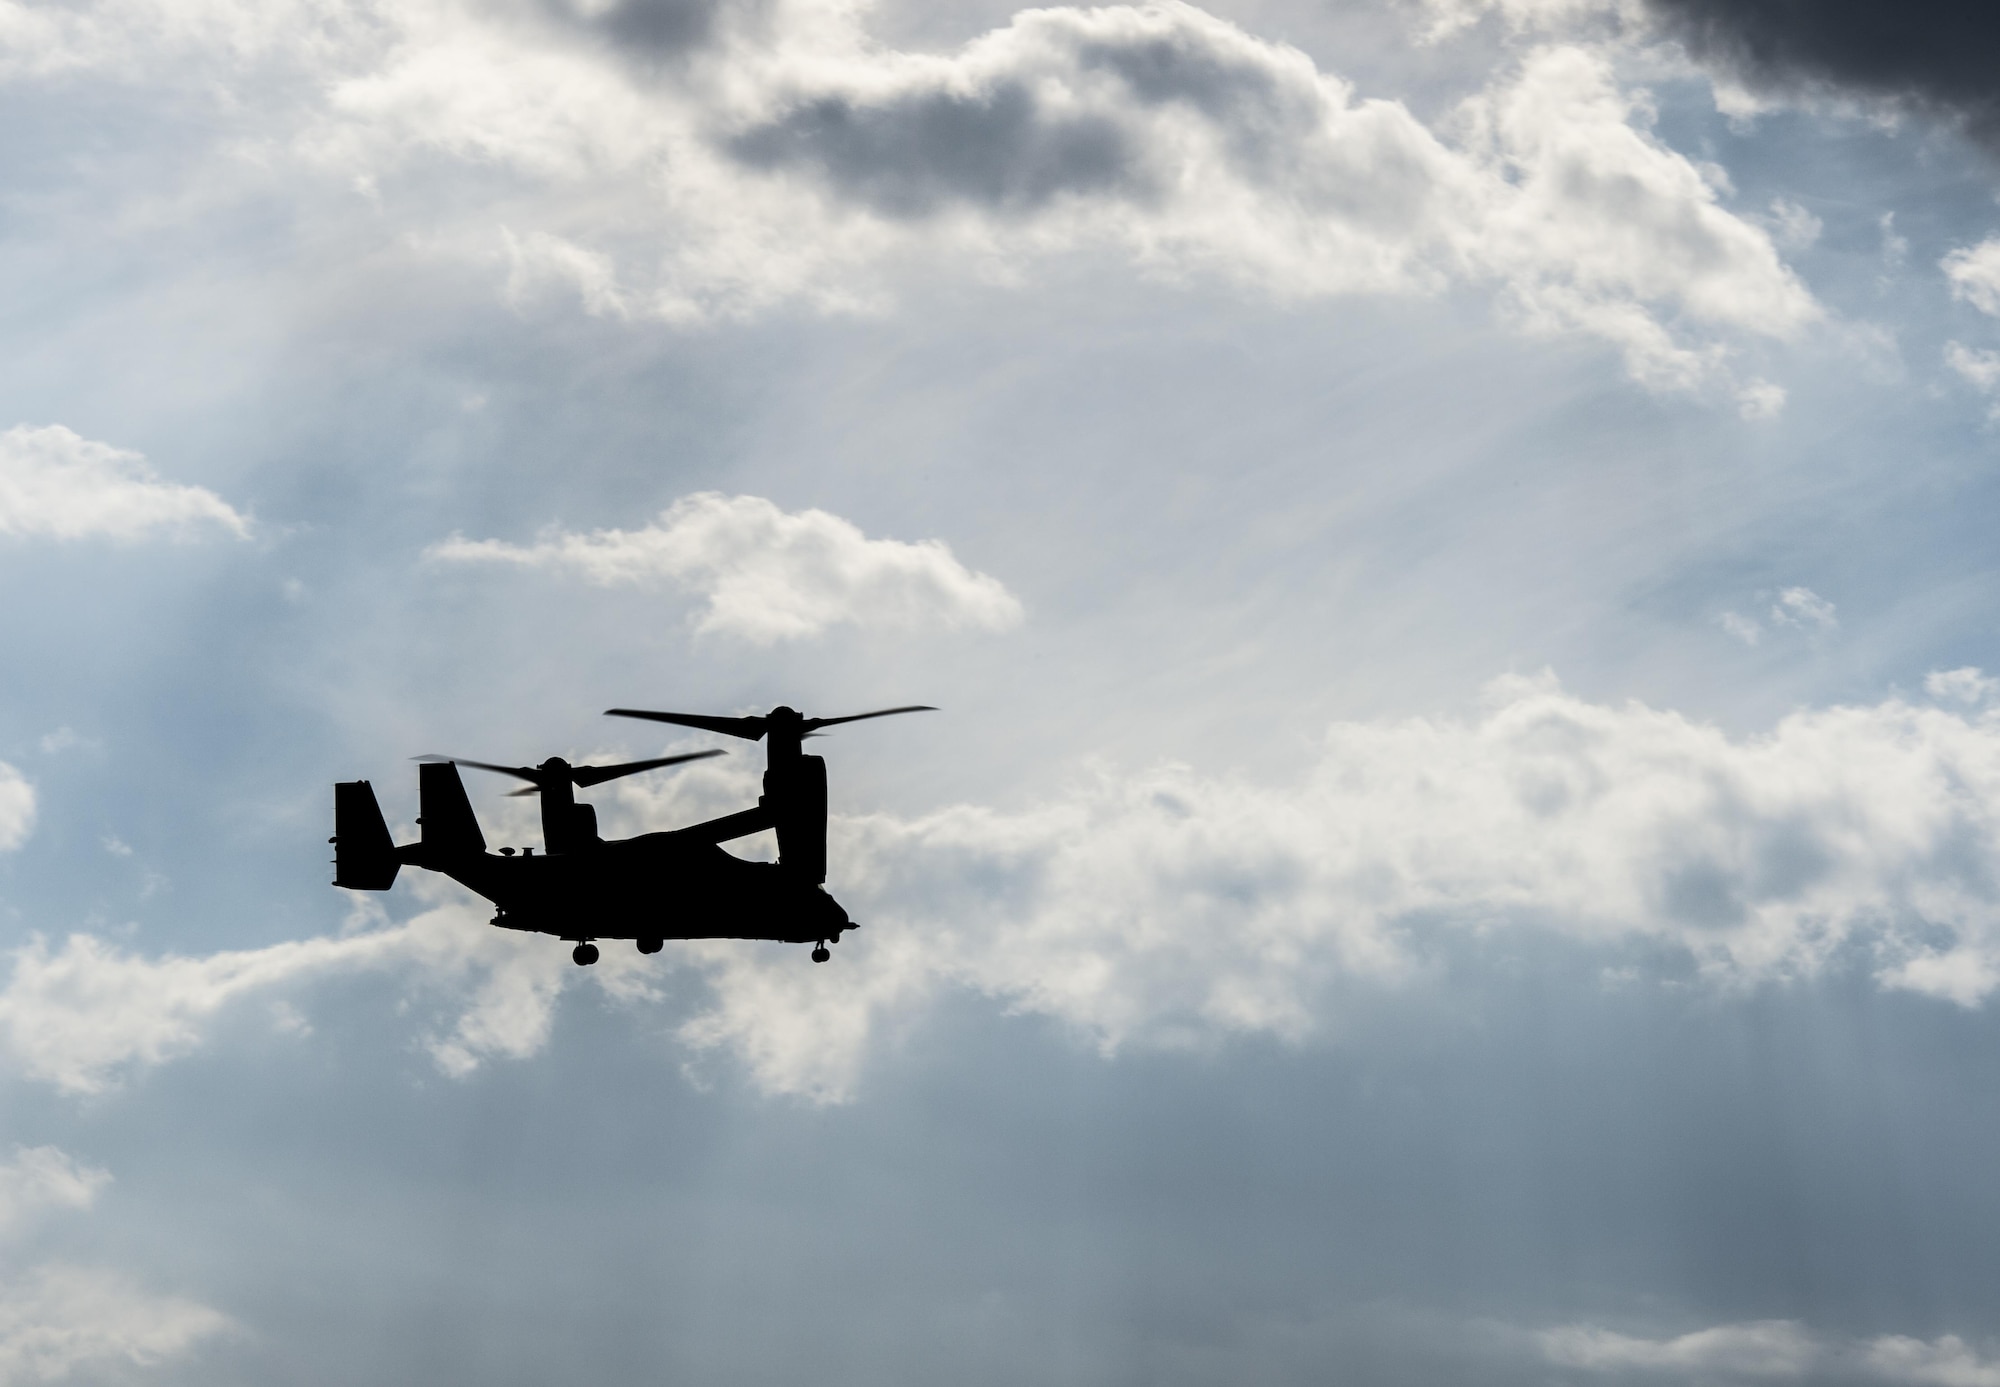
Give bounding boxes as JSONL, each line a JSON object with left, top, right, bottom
{"left": 572, "top": 942, "right": 599, "bottom": 966}
{"left": 811, "top": 943, "right": 830, "bottom": 963}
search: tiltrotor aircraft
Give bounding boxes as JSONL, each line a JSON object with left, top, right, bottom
{"left": 331, "top": 704, "right": 932, "bottom": 966}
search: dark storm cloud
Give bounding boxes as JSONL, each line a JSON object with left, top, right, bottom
{"left": 727, "top": 84, "right": 1144, "bottom": 219}
{"left": 1644, "top": 0, "right": 2000, "bottom": 146}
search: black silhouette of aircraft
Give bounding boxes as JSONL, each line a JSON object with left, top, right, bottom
{"left": 332, "top": 704, "right": 933, "bottom": 966}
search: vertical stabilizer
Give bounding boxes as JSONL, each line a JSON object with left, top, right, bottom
{"left": 333, "top": 781, "right": 400, "bottom": 890}
{"left": 419, "top": 761, "right": 487, "bottom": 855}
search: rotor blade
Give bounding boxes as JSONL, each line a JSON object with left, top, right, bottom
{"left": 799, "top": 705, "right": 938, "bottom": 732}
{"left": 570, "top": 749, "right": 725, "bottom": 788}
{"left": 603, "top": 709, "right": 768, "bottom": 740}
{"left": 506, "top": 786, "right": 541, "bottom": 797}
{"left": 414, "top": 755, "right": 544, "bottom": 785}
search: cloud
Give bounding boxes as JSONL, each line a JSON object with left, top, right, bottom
{"left": 646, "top": 671, "right": 2000, "bottom": 1100}
{"left": 34, "top": 728, "right": 93, "bottom": 757}
{"left": 1639, "top": 0, "right": 2000, "bottom": 149}
{"left": 19, "top": 673, "right": 2000, "bottom": 1106}
{"left": 427, "top": 492, "right": 1025, "bottom": 642}
{"left": 0, "top": 426, "right": 248, "bottom": 542}
{"left": 1762, "top": 197, "right": 1822, "bottom": 251}
{"left": 1539, "top": 1319, "right": 1818, "bottom": 1376}
{"left": 6, "top": 0, "right": 1816, "bottom": 399}
{"left": 1770, "top": 585, "right": 1836, "bottom": 631}
{"left": 0, "top": 892, "right": 580, "bottom": 1094}
{"left": 0, "top": 1265, "right": 230, "bottom": 1383}
{"left": 1716, "top": 588, "right": 1835, "bottom": 646}
{"left": 541, "top": 0, "right": 743, "bottom": 61}
{"left": 1737, "top": 378, "right": 1786, "bottom": 419}
{"left": 0, "top": 763, "right": 33, "bottom": 853}
{"left": 1946, "top": 342, "right": 2000, "bottom": 397}
{"left": 1534, "top": 1320, "right": 2000, "bottom": 1387}
{"left": 1719, "top": 610, "right": 1763, "bottom": 645}
{"left": 0, "top": 1147, "right": 108, "bottom": 1233}
{"left": 1927, "top": 667, "right": 2000, "bottom": 706}
{"left": 1448, "top": 43, "right": 1816, "bottom": 391}
{"left": 21, "top": 669, "right": 2000, "bottom": 1107}
{"left": 0, "top": 1148, "right": 227, "bottom": 1383}
{"left": 1866, "top": 1336, "right": 2000, "bottom": 1387}
{"left": 712, "top": 11, "right": 1817, "bottom": 392}
{"left": 1944, "top": 240, "right": 2000, "bottom": 316}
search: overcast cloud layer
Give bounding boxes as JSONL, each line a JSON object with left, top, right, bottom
{"left": 6, "top": 0, "right": 2000, "bottom": 1381}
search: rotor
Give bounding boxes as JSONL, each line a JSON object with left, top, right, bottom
{"left": 602, "top": 704, "right": 936, "bottom": 743}
{"left": 415, "top": 749, "right": 724, "bottom": 796}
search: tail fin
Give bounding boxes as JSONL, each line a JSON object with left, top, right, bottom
{"left": 333, "top": 781, "right": 400, "bottom": 890}
{"left": 770, "top": 753, "right": 828, "bottom": 885}
{"left": 418, "top": 761, "right": 486, "bottom": 855}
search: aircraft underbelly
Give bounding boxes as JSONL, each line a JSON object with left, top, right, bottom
{"left": 479, "top": 846, "right": 846, "bottom": 943}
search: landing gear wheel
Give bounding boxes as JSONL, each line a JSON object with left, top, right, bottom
{"left": 637, "top": 938, "right": 663, "bottom": 955}
{"left": 572, "top": 943, "right": 599, "bottom": 966}
{"left": 811, "top": 945, "right": 830, "bottom": 963}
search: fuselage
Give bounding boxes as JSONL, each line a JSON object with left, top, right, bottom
{"left": 404, "top": 830, "right": 852, "bottom": 945}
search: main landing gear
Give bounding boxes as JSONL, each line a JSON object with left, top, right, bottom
{"left": 572, "top": 942, "right": 599, "bottom": 966}
{"left": 637, "top": 938, "right": 663, "bottom": 955}
{"left": 811, "top": 942, "right": 830, "bottom": 963}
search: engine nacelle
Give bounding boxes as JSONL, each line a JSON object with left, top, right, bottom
{"left": 767, "top": 753, "right": 828, "bottom": 884}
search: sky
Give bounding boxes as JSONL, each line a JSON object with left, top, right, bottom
{"left": 5, "top": 0, "right": 2000, "bottom": 1381}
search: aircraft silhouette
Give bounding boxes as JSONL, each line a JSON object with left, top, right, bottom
{"left": 331, "top": 704, "right": 933, "bottom": 965}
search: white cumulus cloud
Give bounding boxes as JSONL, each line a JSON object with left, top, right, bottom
{"left": 635, "top": 672, "right": 2000, "bottom": 1101}
{"left": 23, "top": 675, "right": 2000, "bottom": 1107}
{"left": 0, "top": 425, "right": 248, "bottom": 542}
{"left": 0, "top": 0, "right": 1816, "bottom": 400}
{"left": 1944, "top": 238, "right": 2000, "bottom": 317}
{"left": 428, "top": 492, "right": 1024, "bottom": 642}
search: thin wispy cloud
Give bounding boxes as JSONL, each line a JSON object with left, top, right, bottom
{"left": 1718, "top": 586, "right": 1835, "bottom": 645}
{"left": 1945, "top": 341, "right": 2000, "bottom": 391}
{"left": 1539, "top": 1318, "right": 2000, "bottom": 1387}
{"left": 1540, "top": 1319, "right": 1818, "bottom": 1377}
{"left": 0, "top": 763, "right": 33, "bottom": 853}
{"left": 0, "top": 1147, "right": 227, "bottom": 1382}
